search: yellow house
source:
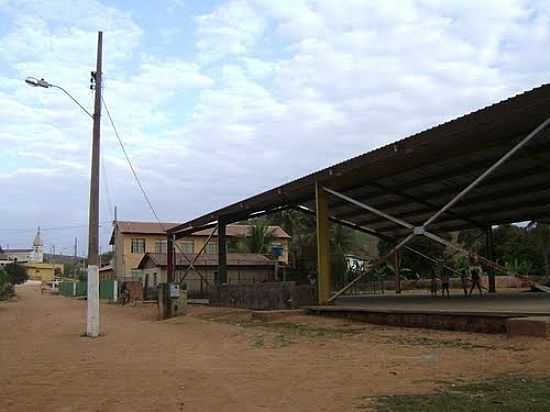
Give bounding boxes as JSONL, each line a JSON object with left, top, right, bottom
{"left": 109, "top": 221, "right": 290, "bottom": 279}
{"left": 23, "top": 262, "right": 64, "bottom": 282}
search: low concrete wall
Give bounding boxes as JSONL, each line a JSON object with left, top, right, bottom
{"left": 506, "top": 317, "right": 550, "bottom": 338}
{"left": 209, "top": 282, "right": 316, "bottom": 310}
{"left": 305, "top": 306, "right": 515, "bottom": 334}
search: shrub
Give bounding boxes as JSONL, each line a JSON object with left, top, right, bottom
{"left": 4, "top": 263, "right": 29, "bottom": 285}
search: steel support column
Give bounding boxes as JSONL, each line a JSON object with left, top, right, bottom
{"left": 486, "top": 226, "right": 496, "bottom": 293}
{"left": 217, "top": 219, "right": 227, "bottom": 285}
{"left": 315, "top": 181, "right": 331, "bottom": 305}
{"left": 394, "top": 250, "right": 401, "bottom": 294}
{"left": 165, "top": 234, "right": 175, "bottom": 319}
{"left": 167, "top": 234, "right": 175, "bottom": 284}
{"left": 294, "top": 204, "right": 461, "bottom": 276}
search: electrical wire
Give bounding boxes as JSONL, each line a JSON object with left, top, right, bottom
{"left": 101, "top": 96, "right": 165, "bottom": 229}
{"left": 100, "top": 152, "right": 114, "bottom": 222}
{"left": 101, "top": 96, "right": 215, "bottom": 277}
{"left": 0, "top": 222, "right": 112, "bottom": 233}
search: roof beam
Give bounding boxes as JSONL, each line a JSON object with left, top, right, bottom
{"left": 365, "top": 196, "right": 550, "bottom": 233}
{"left": 333, "top": 167, "right": 549, "bottom": 222}
{"left": 351, "top": 181, "right": 550, "bottom": 227}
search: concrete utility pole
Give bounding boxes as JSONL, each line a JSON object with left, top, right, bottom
{"left": 86, "top": 31, "right": 103, "bottom": 337}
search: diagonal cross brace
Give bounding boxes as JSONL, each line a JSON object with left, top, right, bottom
{"left": 173, "top": 236, "right": 213, "bottom": 287}
{"left": 325, "top": 115, "right": 550, "bottom": 301}
{"left": 180, "top": 227, "right": 217, "bottom": 282}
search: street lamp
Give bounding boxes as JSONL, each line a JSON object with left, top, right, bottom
{"left": 24, "top": 31, "right": 103, "bottom": 337}
{"left": 25, "top": 76, "right": 93, "bottom": 118}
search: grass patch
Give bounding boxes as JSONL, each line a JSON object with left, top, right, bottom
{"left": 377, "top": 334, "right": 526, "bottom": 352}
{"left": 252, "top": 335, "right": 265, "bottom": 348}
{"left": 196, "top": 311, "right": 364, "bottom": 344}
{"left": 361, "top": 375, "right": 550, "bottom": 412}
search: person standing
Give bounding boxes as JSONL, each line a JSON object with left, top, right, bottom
{"left": 439, "top": 264, "right": 450, "bottom": 298}
{"left": 460, "top": 269, "right": 469, "bottom": 296}
{"left": 468, "top": 256, "right": 484, "bottom": 296}
{"left": 430, "top": 268, "right": 439, "bottom": 297}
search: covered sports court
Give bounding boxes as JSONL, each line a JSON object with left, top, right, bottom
{"left": 165, "top": 84, "right": 550, "bottom": 326}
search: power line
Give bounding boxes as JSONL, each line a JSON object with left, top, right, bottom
{"left": 101, "top": 96, "right": 205, "bottom": 269}
{"left": 100, "top": 152, "right": 114, "bottom": 221}
{"left": 101, "top": 96, "right": 165, "bottom": 229}
{"left": 0, "top": 222, "right": 112, "bottom": 234}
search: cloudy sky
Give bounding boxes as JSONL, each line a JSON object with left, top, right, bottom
{"left": 0, "top": 0, "right": 549, "bottom": 255}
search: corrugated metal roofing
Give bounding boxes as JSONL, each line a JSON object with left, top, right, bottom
{"left": 169, "top": 84, "right": 550, "bottom": 237}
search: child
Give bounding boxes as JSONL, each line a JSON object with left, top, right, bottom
{"left": 430, "top": 268, "right": 439, "bottom": 297}
{"left": 460, "top": 270, "right": 469, "bottom": 296}
{"left": 468, "top": 256, "right": 484, "bottom": 296}
{"left": 440, "top": 269, "right": 450, "bottom": 297}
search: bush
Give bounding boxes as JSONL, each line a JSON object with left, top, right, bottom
{"left": 4, "top": 263, "right": 29, "bottom": 285}
{"left": 0, "top": 268, "right": 15, "bottom": 300}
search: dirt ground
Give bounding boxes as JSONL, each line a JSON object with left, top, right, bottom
{"left": 2, "top": 284, "right": 550, "bottom": 412}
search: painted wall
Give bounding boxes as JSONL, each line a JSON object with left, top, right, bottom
{"left": 113, "top": 231, "right": 289, "bottom": 278}
{"left": 139, "top": 266, "right": 273, "bottom": 293}
{"left": 23, "top": 263, "right": 63, "bottom": 281}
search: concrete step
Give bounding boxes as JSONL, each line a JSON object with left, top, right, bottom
{"left": 506, "top": 316, "right": 550, "bottom": 338}
{"left": 251, "top": 309, "right": 304, "bottom": 322}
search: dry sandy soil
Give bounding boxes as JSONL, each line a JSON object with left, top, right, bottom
{"left": 1, "top": 283, "right": 550, "bottom": 412}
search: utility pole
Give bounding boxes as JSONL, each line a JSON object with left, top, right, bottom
{"left": 86, "top": 31, "right": 102, "bottom": 337}
{"left": 74, "top": 237, "right": 78, "bottom": 279}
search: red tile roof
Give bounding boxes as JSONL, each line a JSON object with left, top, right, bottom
{"left": 137, "top": 252, "right": 274, "bottom": 268}
{"left": 111, "top": 221, "right": 290, "bottom": 244}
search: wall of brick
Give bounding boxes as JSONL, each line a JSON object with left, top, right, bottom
{"left": 209, "top": 282, "right": 316, "bottom": 310}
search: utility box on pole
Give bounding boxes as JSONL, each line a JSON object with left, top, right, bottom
{"left": 158, "top": 283, "right": 187, "bottom": 319}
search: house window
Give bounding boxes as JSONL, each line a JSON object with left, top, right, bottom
{"left": 155, "top": 240, "right": 167, "bottom": 254}
{"left": 131, "top": 238, "right": 145, "bottom": 254}
{"left": 131, "top": 270, "right": 141, "bottom": 279}
{"left": 178, "top": 241, "right": 194, "bottom": 254}
{"left": 205, "top": 241, "right": 217, "bottom": 255}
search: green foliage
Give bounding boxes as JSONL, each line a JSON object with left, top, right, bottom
{"left": 457, "top": 223, "right": 550, "bottom": 277}
{"left": 504, "top": 258, "right": 534, "bottom": 275}
{"left": 0, "top": 267, "right": 14, "bottom": 300}
{"left": 378, "top": 234, "right": 450, "bottom": 278}
{"left": 254, "top": 210, "right": 317, "bottom": 276}
{"left": 4, "top": 263, "right": 29, "bottom": 285}
{"left": 100, "top": 250, "right": 113, "bottom": 262}
{"left": 240, "top": 223, "right": 276, "bottom": 254}
{"left": 367, "top": 375, "right": 550, "bottom": 412}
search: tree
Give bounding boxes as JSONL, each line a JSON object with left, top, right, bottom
{"left": 378, "top": 234, "right": 450, "bottom": 278}
{"left": 242, "top": 223, "right": 275, "bottom": 254}
{"left": 4, "top": 263, "right": 29, "bottom": 285}
{"left": 0, "top": 267, "right": 15, "bottom": 300}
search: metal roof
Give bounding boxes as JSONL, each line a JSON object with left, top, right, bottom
{"left": 169, "top": 84, "right": 550, "bottom": 237}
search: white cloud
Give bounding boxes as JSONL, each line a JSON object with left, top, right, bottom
{"left": 196, "top": 0, "right": 266, "bottom": 63}
{"left": 1, "top": 0, "right": 550, "bottom": 254}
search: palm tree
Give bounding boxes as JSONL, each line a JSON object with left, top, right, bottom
{"left": 243, "top": 223, "right": 275, "bottom": 254}
{"left": 527, "top": 221, "right": 550, "bottom": 277}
